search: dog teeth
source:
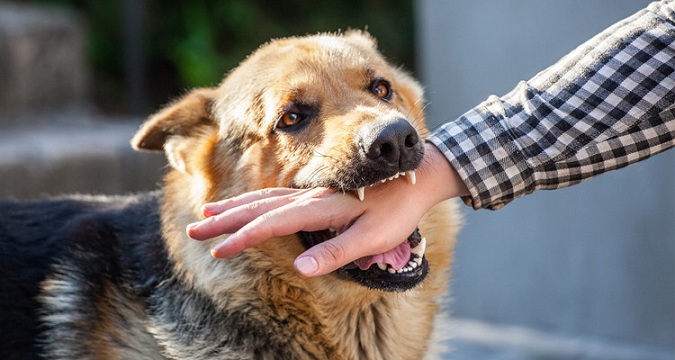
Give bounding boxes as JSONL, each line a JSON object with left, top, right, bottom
{"left": 328, "top": 227, "right": 340, "bottom": 236}
{"left": 392, "top": 262, "right": 419, "bottom": 273}
{"left": 406, "top": 170, "right": 416, "bottom": 185}
{"left": 357, "top": 170, "right": 417, "bottom": 201}
{"left": 410, "top": 237, "right": 426, "bottom": 258}
{"left": 384, "top": 170, "right": 416, "bottom": 185}
{"left": 375, "top": 256, "right": 422, "bottom": 274}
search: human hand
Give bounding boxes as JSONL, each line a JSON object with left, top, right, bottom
{"left": 186, "top": 143, "right": 468, "bottom": 277}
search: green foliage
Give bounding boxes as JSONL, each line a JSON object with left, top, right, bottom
{"left": 29, "top": 0, "right": 415, "bottom": 112}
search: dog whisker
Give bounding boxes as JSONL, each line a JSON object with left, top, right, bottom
{"left": 304, "top": 165, "right": 330, "bottom": 186}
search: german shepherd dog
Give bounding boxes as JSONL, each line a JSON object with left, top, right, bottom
{"left": 0, "top": 31, "right": 459, "bottom": 359}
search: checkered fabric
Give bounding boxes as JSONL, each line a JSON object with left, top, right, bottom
{"left": 428, "top": 0, "right": 675, "bottom": 210}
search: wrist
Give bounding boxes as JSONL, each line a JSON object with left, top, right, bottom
{"left": 418, "top": 142, "right": 469, "bottom": 204}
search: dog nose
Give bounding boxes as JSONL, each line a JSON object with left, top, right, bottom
{"left": 361, "top": 118, "right": 420, "bottom": 167}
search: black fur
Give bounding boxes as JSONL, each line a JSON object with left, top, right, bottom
{"left": 0, "top": 193, "right": 318, "bottom": 359}
{"left": 0, "top": 192, "right": 169, "bottom": 359}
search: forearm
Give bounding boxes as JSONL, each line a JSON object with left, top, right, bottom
{"left": 429, "top": 0, "right": 675, "bottom": 210}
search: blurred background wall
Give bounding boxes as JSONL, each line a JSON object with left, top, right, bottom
{"left": 0, "top": 1, "right": 672, "bottom": 359}
{"left": 417, "top": 1, "right": 673, "bottom": 359}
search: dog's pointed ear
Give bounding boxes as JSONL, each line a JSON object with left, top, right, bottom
{"left": 132, "top": 88, "right": 218, "bottom": 173}
{"left": 131, "top": 88, "right": 217, "bottom": 152}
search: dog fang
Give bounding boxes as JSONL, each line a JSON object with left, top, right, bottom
{"left": 354, "top": 170, "right": 416, "bottom": 202}
{"left": 406, "top": 170, "right": 416, "bottom": 185}
{"left": 410, "top": 237, "right": 426, "bottom": 259}
{"left": 357, "top": 187, "right": 365, "bottom": 201}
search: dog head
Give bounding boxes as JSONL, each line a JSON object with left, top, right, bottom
{"left": 132, "top": 31, "right": 433, "bottom": 292}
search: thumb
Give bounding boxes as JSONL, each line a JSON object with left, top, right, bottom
{"left": 293, "top": 222, "right": 404, "bottom": 277}
{"left": 294, "top": 238, "right": 349, "bottom": 277}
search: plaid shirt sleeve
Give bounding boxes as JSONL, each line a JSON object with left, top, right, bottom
{"left": 428, "top": 0, "right": 675, "bottom": 210}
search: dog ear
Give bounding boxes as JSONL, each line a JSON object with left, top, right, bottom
{"left": 131, "top": 88, "right": 216, "bottom": 151}
{"left": 131, "top": 88, "right": 217, "bottom": 172}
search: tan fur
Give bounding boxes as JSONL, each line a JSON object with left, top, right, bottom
{"left": 133, "top": 31, "right": 460, "bottom": 359}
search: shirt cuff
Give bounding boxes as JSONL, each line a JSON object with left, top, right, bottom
{"left": 427, "top": 96, "right": 536, "bottom": 210}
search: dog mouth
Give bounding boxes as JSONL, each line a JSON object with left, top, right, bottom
{"left": 297, "top": 170, "right": 429, "bottom": 292}
{"left": 298, "top": 227, "right": 428, "bottom": 292}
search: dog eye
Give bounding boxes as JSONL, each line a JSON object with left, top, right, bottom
{"left": 276, "top": 103, "right": 316, "bottom": 131}
{"left": 369, "top": 79, "right": 392, "bottom": 102}
{"left": 278, "top": 112, "right": 305, "bottom": 129}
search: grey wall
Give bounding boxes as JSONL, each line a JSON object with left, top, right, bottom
{"left": 416, "top": 0, "right": 673, "bottom": 355}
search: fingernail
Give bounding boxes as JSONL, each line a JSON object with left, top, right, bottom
{"left": 295, "top": 256, "right": 319, "bottom": 276}
{"left": 211, "top": 241, "right": 226, "bottom": 257}
{"left": 201, "top": 203, "right": 216, "bottom": 216}
{"left": 186, "top": 222, "right": 198, "bottom": 234}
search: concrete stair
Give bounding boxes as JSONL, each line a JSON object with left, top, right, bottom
{"left": 0, "top": 109, "right": 165, "bottom": 199}
{"left": 0, "top": 2, "right": 165, "bottom": 199}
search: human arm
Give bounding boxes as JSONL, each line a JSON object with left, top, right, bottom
{"left": 430, "top": 0, "right": 674, "bottom": 210}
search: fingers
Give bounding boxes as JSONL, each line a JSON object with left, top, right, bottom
{"left": 201, "top": 188, "right": 306, "bottom": 217}
{"left": 209, "top": 204, "right": 324, "bottom": 258}
{"left": 210, "top": 190, "right": 360, "bottom": 258}
{"left": 187, "top": 189, "right": 311, "bottom": 240}
{"left": 185, "top": 182, "right": 424, "bottom": 278}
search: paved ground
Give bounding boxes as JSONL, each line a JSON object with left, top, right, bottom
{"left": 440, "top": 316, "right": 672, "bottom": 360}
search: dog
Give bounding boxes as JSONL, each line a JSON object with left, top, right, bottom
{"left": 0, "top": 31, "right": 460, "bottom": 359}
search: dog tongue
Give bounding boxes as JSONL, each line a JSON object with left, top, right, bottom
{"left": 353, "top": 241, "right": 411, "bottom": 271}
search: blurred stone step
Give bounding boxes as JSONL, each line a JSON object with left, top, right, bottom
{"left": 0, "top": 111, "right": 166, "bottom": 199}
{"left": 0, "top": 1, "right": 88, "bottom": 119}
